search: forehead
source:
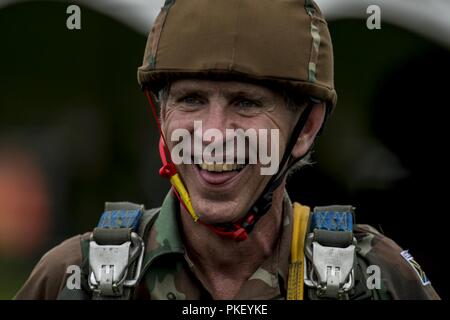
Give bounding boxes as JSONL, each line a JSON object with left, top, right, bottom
{"left": 168, "top": 78, "right": 282, "bottom": 98}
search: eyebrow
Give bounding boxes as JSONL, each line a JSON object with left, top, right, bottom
{"left": 223, "top": 91, "right": 267, "bottom": 101}
{"left": 169, "top": 88, "right": 210, "bottom": 99}
{"left": 169, "top": 87, "right": 271, "bottom": 102}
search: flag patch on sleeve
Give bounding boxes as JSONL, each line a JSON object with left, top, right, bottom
{"left": 400, "top": 250, "right": 431, "bottom": 286}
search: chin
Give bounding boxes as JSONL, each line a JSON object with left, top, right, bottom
{"left": 193, "top": 200, "right": 246, "bottom": 224}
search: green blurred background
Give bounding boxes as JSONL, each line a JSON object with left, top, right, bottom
{"left": 0, "top": 1, "right": 448, "bottom": 299}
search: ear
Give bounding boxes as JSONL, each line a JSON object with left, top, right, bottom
{"left": 291, "top": 102, "right": 326, "bottom": 159}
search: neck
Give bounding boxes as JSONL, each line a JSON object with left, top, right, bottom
{"left": 179, "top": 183, "right": 287, "bottom": 298}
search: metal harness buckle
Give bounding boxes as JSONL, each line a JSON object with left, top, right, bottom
{"left": 304, "top": 233, "right": 356, "bottom": 299}
{"left": 88, "top": 232, "right": 145, "bottom": 296}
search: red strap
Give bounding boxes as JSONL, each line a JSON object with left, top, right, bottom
{"left": 200, "top": 214, "right": 255, "bottom": 242}
{"left": 205, "top": 225, "right": 249, "bottom": 242}
{"left": 158, "top": 137, "right": 177, "bottom": 178}
{"left": 144, "top": 90, "right": 177, "bottom": 179}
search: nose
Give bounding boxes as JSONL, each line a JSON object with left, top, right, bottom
{"left": 194, "top": 100, "right": 238, "bottom": 164}
{"left": 201, "top": 100, "right": 230, "bottom": 134}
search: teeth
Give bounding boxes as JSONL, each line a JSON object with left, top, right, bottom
{"left": 199, "top": 163, "right": 246, "bottom": 172}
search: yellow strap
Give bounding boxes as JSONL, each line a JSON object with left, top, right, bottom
{"left": 287, "top": 202, "right": 310, "bottom": 300}
{"left": 170, "top": 173, "right": 199, "bottom": 222}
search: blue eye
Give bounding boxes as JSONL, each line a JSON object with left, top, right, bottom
{"left": 237, "top": 100, "right": 253, "bottom": 108}
{"left": 235, "top": 99, "right": 261, "bottom": 110}
{"left": 182, "top": 96, "right": 201, "bottom": 105}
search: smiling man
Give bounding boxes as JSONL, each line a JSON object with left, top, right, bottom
{"left": 16, "top": 0, "right": 439, "bottom": 300}
{"left": 156, "top": 78, "right": 324, "bottom": 299}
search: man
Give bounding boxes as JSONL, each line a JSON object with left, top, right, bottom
{"left": 16, "top": 0, "right": 439, "bottom": 300}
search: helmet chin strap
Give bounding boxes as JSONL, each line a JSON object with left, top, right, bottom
{"left": 145, "top": 89, "right": 314, "bottom": 242}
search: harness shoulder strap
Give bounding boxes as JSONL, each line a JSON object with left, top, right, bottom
{"left": 58, "top": 202, "right": 160, "bottom": 300}
{"left": 297, "top": 205, "right": 382, "bottom": 300}
{"left": 296, "top": 205, "right": 357, "bottom": 299}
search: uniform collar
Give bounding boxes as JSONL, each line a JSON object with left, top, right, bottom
{"left": 142, "top": 190, "right": 185, "bottom": 267}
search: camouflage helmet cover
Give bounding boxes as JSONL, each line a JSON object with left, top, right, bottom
{"left": 138, "top": 0, "right": 336, "bottom": 109}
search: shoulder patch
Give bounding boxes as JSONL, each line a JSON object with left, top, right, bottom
{"left": 400, "top": 250, "right": 430, "bottom": 286}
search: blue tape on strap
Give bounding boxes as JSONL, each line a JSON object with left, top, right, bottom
{"left": 311, "top": 210, "right": 353, "bottom": 232}
{"left": 97, "top": 209, "right": 143, "bottom": 231}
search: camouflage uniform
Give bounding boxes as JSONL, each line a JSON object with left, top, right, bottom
{"left": 14, "top": 0, "right": 441, "bottom": 300}
{"left": 15, "top": 190, "right": 439, "bottom": 300}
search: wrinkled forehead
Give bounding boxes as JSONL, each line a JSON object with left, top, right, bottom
{"left": 167, "top": 78, "right": 281, "bottom": 99}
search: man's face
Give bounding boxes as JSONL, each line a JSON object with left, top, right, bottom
{"left": 161, "top": 79, "right": 300, "bottom": 224}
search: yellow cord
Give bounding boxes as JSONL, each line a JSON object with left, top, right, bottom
{"left": 287, "top": 202, "right": 310, "bottom": 300}
{"left": 170, "top": 173, "right": 199, "bottom": 222}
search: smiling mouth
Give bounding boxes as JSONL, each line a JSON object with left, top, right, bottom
{"left": 198, "top": 163, "right": 246, "bottom": 172}
{"left": 194, "top": 162, "right": 249, "bottom": 186}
